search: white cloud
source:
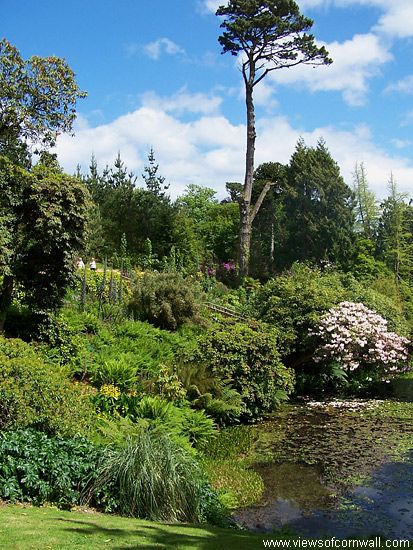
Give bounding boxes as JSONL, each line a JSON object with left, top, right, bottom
{"left": 298, "top": 0, "right": 413, "bottom": 38}
{"left": 54, "top": 91, "right": 413, "bottom": 200}
{"left": 140, "top": 88, "right": 223, "bottom": 116}
{"left": 385, "top": 75, "right": 413, "bottom": 95}
{"left": 200, "top": 0, "right": 223, "bottom": 14}
{"left": 373, "top": 1, "right": 413, "bottom": 38}
{"left": 254, "top": 79, "right": 279, "bottom": 111}
{"left": 267, "top": 33, "right": 392, "bottom": 106}
{"left": 143, "top": 38, "right": 185, "bottom": 60}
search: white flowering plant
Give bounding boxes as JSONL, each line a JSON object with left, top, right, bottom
{"left": 309, "top": 301, "right": 410, "bottom": 382}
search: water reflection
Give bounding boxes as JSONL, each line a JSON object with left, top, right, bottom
{"left": 233, "top": 403, "right": 413, "bottom": 539}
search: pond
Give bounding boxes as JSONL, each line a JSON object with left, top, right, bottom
{"left": 233, "top": 400, "right": 413, "bottom": 539}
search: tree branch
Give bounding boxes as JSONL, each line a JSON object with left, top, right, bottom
{"left": 250, "top": 180, "right": 277, "bottom": 223}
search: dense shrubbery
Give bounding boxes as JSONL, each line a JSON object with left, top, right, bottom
{"left": 128, "top": 272, "right": 201, "bottom": 330}
{"left": 254, "top": 264, "right": 411, "bottom": 372}
{"left": 73, "top": 268, "right": 132, "bottom": 305}
{"left": 69, "top": 315, "right": 196, "bottom": 384}
{"left": 339, "top": 274, "right": 410, "bottom": 337}
{"left": 0, "top": 428, "right": 223, "bottom": 523}
{"left": 175, "top": 362, "right": 244, "bottom": 425}
{"left": 0, "top": 429, "right": 114, "bottom": 509}
{"left": 1, "top": 258, "right": 411, "bottom": 524}
{"left": 191, "top": 319, "right": 294, "bottom": 421}
{"left": 254, "top": 264, "right": 409, "bottom": 394}
{"left": 0, "top": 336, "right": 95, "bottom": 436}
{"left": 92, "top": 393, "right": 216, "bottom": 450}
{"left": 253, "top": 264, "right": 344, "bottom": 358}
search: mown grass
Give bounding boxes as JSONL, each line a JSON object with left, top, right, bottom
{"left": 0, "top": 504, "right": 272, "bottom": 549}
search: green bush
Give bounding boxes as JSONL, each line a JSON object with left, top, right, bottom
{"left": 254, "top": 263, "right": 410, "bottom": 369}
{"left": 90, "top": 430, "right": 205, "bottom": 522}
{"left": 179, "top": 408, "right": 217, "bottom": 447}
{"left": 254, "top": 263, "right": 344, "bottom": 357}
{"left": 340, "top": 273, "right": 410, "bottom": 337}
{"left": 128, "top": 272, "right": 201, "bottom": 330}
{"left": 0, "top": 336, "right": 95, "bottom": 436}
{"left": 125, "top": 396, "right": 216, "bottom": 449}
{"left": 193, "top": 319, "right": 295, "bottom": 422}
{"left": 0, "top": 429, "right": 110, "bottom": 508}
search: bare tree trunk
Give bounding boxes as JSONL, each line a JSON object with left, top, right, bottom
{"left": 238, "top": 77, "right": 277, "bottom": 280}
{"left": 238, "top": 82, "right": 256, "bottom": 279}
{"left": 0, "top": 274, "right": 14, "bottom": 333}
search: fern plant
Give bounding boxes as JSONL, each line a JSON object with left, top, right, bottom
{"left": 177, "top": 362, "right": 243, "bottom": 425}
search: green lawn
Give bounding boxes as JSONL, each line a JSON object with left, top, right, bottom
{"left": 0, "top": 504, "right": 271, "bottom": 549}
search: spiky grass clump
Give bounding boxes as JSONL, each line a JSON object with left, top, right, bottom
{"left": 92, "top": 430, "right": 205, "bottom": 522}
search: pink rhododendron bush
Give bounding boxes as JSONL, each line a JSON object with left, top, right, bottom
{"left": 310, "top": 301, "right": 410, "bottom": 381}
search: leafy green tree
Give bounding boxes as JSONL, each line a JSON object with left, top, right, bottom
{"left": 352, "top": 162, "right": 379, "bottom": 241}
{"left": 280, "top": 139, "right": 355, "bottom": 268}
{"left": 0, "top": 154, "right": 89, "bottom": 330}
{"left": 377, "top": 175, "right": 413, "bottom": 282}
{"left": 175, "top": 184, "right": 239, "bottom": 267}
{"left": 0, "top": 38, "right": 86, "bottom": 153}
{"left": 350, "top": 237, "right": 390, "bottom": 282}
{"left": 0, "top": 40, "right": 88, "bottom": 330}
{"left": 216, "top": 0, "right": 331, "bottom": 278}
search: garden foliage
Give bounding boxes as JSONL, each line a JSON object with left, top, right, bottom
{"left": 192, "top": 319, "right": 294, "bottom": 421}
{"left": 0, "top": 429, "right": 106, "bottom": 507}
{"left": 128, "top": 272, "right": 201, "bottom": 331}
{"left": 0, "top": 336, "right": 95, "bottom": 436}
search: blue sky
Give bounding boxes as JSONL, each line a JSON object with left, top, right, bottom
{"left": 3, "top": 0, "right": 413, "bottom": 198}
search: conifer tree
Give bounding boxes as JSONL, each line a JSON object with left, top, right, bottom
{"left": 216, "top": 0, "right": 331, "bottom": 278}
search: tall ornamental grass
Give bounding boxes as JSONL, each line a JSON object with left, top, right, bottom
{"left": 90, "top": 430, "right": 205, "bottom": 522}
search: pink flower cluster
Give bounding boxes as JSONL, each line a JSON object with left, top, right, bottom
{"left": 310, "top": 301, "right": 410, "bottom": 376}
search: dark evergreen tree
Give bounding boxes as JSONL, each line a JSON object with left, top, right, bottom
{"left": 98, "top": 153, "right": 137, "bottom": 256}
{"left": 281, "top": 139, "right": 355, "bottom": 268}
{"left": 142, "top": 147, "right": 169, "bottom": 198}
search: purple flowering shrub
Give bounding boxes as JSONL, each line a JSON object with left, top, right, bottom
{"left": 216, "top": 260, "right": 238, "bottom": 287}
{"left": 310, "top": 301, "right": 410, "bottom": 380}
